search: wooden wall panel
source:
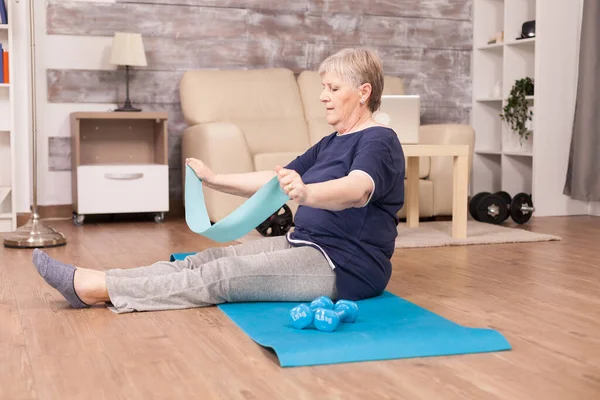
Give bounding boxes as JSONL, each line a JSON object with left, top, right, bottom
{"left": 422, "top": 106, "right": 471, "bottom": 125}
{"left": 247, "top": 11, "right": 361, "bottom": 44}
{"left": 49, "top": 2, "right": 471, "bottom": 48}
{"left": 47, "top": 1, "right": 248, "bottom": 39}
{"left": 306, "top": 0, "right": 471, "bottom": 20}
{"left": 46, "top": 0, "right": 474, "bottom": 204}
{"left": 118, "top": 0, "right": 309, "bottom": 13}
{"left": 47, "top": 70, "right": 181, "bottom": 105}
{"left": 246, "top": 12, "right": 472, "bottom": 49}
{"left": 48, "top": 45, "right": 471, "bottom": 107}
{"left": 360, "top": 15, "right": 471, "bottom": 49}
{"left": 116, "top": 0, "right": 472, "bottom": 20}
{"left": 48, "top": 137, "right": 71, "bottom": 171}
{"left": 143, "top": 38, "right": 307, "bottom": 71}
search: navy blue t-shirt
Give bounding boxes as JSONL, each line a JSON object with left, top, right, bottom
{"left": 285, "top": 126, "right": 405, "bottom": 300}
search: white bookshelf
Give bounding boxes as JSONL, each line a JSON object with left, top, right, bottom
{"left": 0, "top": 2, "right": 17, "bottom": 232}
{"left": 471, "top": 0, "right": 536, "bottom": 199}
{"left": 471, "top": 0, "right": 590, "bottom": 217}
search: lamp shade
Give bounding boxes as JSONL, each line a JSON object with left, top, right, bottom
{"left": 109, "top": 32, "right": 147, "bottom": 67}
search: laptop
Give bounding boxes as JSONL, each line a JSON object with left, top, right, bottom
{"left": 373, "top": 95, "right": 420, "bottom": 144}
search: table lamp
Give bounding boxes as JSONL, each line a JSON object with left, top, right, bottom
{"left": 109, "top": 32, "right": 147, "bottom": 112}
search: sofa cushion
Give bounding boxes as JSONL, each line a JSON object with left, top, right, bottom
{"left": 307, "top": 120, "right": 336, "bottom": 145}
{"left": 180, "top": 68, "right": 310, "bottom": 154}
{"left": 230, "top": 118, "right": 309, "bottom": 155}
{"left": 253, "top": 152, "right": 302, "bottom": 172}
{"left": 296, "top": 71, "right": 331, "bottom": 145}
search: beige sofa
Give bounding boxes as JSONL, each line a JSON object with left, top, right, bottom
{"left": 179, "top": 68, "right": 474, "bottom": 222}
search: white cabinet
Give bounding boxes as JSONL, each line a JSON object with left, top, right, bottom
{"left": 70, "top": 112, "right": 170, "bottom": 224}
{"left": 76, "top": 164, "right": 169, "bottom": 215}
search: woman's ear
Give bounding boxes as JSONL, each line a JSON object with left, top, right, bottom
{"left": 359, "top": 83, "right": 372, "bottom": 105}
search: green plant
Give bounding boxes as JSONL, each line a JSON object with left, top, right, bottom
{"left": 500, "top": 77, "right": 534, "bottom": 144}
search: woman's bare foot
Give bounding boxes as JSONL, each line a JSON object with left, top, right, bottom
{"left": 74, "top": 268, "right": 110, "bottom": 305}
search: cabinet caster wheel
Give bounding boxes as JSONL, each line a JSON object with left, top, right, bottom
{"left": 73, "top": 214, "right": 85, "bottom": 226}
{"left": 154, "top": 212, "right": 165, "bottom": 223}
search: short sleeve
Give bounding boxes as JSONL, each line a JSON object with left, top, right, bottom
{"left": 350, "top": 134, "right": 404, "bottom": 203}
{"left": 285, "top": 134, "right": 330, "bottom": 176}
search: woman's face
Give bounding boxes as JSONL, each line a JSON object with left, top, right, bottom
{"left": 319, "top": 70, "right": 364, "bottom": 131}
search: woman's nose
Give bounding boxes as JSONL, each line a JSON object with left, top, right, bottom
{"left": 319, "top": 91, "right": 328, "bottom": 102}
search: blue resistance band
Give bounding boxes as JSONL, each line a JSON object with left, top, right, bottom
{"left": 184, "top": 165, "right": 290, "bottom": 242}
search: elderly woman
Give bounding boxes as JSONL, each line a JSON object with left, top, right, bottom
{"left": 32, "top": 48, "right": 406, "bottom": 313}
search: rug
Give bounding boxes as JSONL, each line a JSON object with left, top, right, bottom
{"left": 393, "top": 220, "right": 561, "bottom": 248}
{"left": 234, "top": 220, "right": 561, "bottom": 249}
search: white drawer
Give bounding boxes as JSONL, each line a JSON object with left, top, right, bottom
{"left": 77, "top": 164, "right": 169, "bottom": 214}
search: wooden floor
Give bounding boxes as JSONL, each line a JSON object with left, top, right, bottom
{"left": 1, "top": 215, "right": 600, "bottom": 399}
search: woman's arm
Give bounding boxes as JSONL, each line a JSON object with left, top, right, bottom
{"left": 303, "top": 173, "right": 373, "bottom": 211}
{"left": 278, "top": 167, "right": 373, "bottom": 211}
{"left": 206, "top": 170, "right": 276, "bottom": 197}
{"left": 186, "top": 158, "right": 275, "bottom": 198}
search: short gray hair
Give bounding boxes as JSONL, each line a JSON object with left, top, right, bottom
{"left": 317, "top": 48, "right": 384, "bottom": 112}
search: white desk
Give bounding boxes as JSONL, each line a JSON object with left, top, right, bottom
{"left": 402, "top": 144, "right": 469, "bottom": 239}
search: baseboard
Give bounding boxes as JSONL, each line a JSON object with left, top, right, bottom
{"left": 17, "top": 205, "right": 73, "bottom": 226}
{"left": 16, "top": 198, "right": 185, "bottom": 226}
{"left": 589, "top": 201, "right": 600, "bottom": 216}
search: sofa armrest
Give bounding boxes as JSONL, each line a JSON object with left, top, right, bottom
{"left": 181, "top": 122, "right": 254, "bottom": 221}
{"left": 418, "top": 124, "right": 475, "bottom": 215}
{"left": 181, "top": 122, "right": 254, "bottom": 174}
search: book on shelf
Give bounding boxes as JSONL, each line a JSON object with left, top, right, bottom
{"left": 0, "top": 0, "right": 7, "bottom": 25}
{"left": 2, "top": 48, "right": 7, "bottom": 83}
{"left": 0, "top": 43, "right": 3, "bottom": 83}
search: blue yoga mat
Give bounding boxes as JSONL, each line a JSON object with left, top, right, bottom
{"left": 184, "top": 165, "right": 289, "bottom": 242}
{"left": 170, "top": 251, "right": 511, "bottom": 367}
{"left": 217, "top": 292, "right": 511, "bottom": 367}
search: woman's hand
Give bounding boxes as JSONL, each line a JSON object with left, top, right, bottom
{"left": 186, "top": 158, "right": 216, "bottom": 183}
{"left": 276, "top": 165, "right": 310, "bottom": 204}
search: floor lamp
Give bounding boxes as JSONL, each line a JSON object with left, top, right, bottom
{"left": 3, "top": 0, "right": 66, "bottom": 248}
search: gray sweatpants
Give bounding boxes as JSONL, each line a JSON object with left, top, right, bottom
{"left": 105, "top": 236, "right": 337, "bottom": 313}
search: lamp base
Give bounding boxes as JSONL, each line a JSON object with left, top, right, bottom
{"left": 115, "top": 65, "right": 142, "bottom": 112}
{"left": 3, "top": 214, "right": 66, "bottom": 248}
{"left": 114, "top": 105, "right": 142, "bottom": 112}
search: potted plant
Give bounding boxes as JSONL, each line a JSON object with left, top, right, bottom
{"left": 500, "top": 77, "right": 534, "bottom": 145}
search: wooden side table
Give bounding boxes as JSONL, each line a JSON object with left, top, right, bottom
{"left": 70, "top": 112, "right": 169, "bottom": 225}
{"left": 403, "top": 144, "right": 470, "bottom": 238}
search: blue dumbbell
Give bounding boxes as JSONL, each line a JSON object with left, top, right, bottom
{"left": 309, "top": 296, "right": 334, "bottom": 311}
{"left": 313, "top": 308, "right": 339, "bottom": 332}
{"left": 313, "top": 300, "right": 359, "bottom": 332}
{"left": 334, "top": 300, "right": 359, "bottom": 323}
{"left": 289, "top": 303, "right": 314, "bottom": 329}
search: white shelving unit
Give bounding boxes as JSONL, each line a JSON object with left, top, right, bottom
{"left": 471, "top": 0, "right": 537, "bottom": 199}
{"left": 471, "top": 0, "right": 591, "bottom": 217}
{"left": 0, "top": 0, "right": 17, "bottom": 233}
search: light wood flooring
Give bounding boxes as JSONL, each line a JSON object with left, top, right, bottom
{"left": 1, "top": 216, "right": 599, "bottom": 399}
